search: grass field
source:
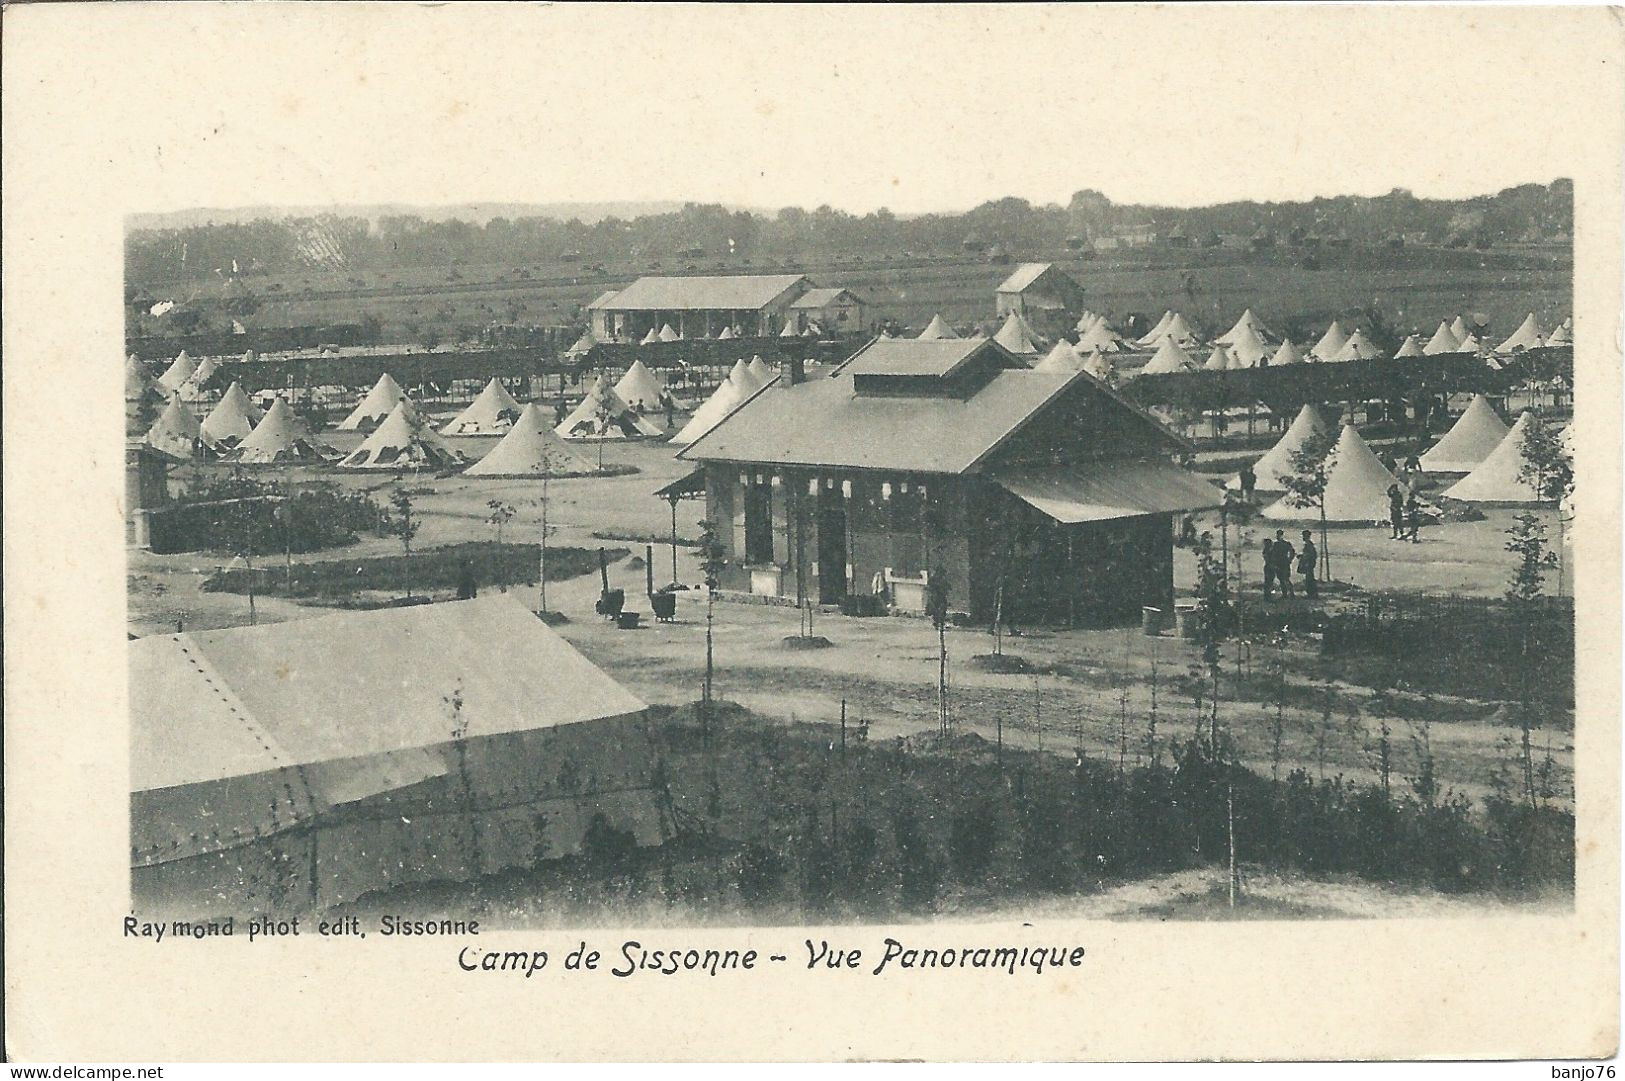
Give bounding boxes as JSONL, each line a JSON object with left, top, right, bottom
{"left": 137, "top": 240, "right": 1571, "bottom": 349}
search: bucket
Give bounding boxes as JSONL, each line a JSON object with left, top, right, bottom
{"left": 1141, "top": 606, "right": 1164, "bottom": 637}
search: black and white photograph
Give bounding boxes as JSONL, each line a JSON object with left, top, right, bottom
{"left": 6, "top": 2, "right": 1620, "bottom": 1066}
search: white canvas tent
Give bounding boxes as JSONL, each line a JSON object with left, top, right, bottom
{"left": 726, "top": 358, "right": 758, "bottom": 392}
{"left": 231, "top": 398, "right": 337, "bottom": 464}
{"left": 1225, "top": 322, "right": 1270, "bottom": 367}
{"left": 1448, "top": 315, "right": 1471, "bottom": 342}
{"left": 1423, "top": 321, "right": 1464, "bottom": 355}
{"left": 1419, "top": 394, "right": 1509, "bottom": 473}
{"left": 1393, "top": 334, "right": 1424, "bottom": 358}
{"left": 1545, "top": 318, "right": 1572, "bottom": 348}
{"left": 338, "top": 373, "right": 407, "bottom": 430}
{"left": 1081, "top": 348, "right": 1114, "bottom": 381}
{"left": 564, "top": 328, "right": 598, "bottom": 357}
{"left": 1331, "top": 328, "right": 1382, "bottom": 362}
{"left": 779, "top": 320, "right": 800, "bottom": 338}
{"left": 1310, "top": 321, "right": 1349, "bottom": 361}
{"left": 1267, "top": 339, "right": 1304, "bottom": 367}
{"left": 1075, "top": 317, "right": 1130, "bottom": 354}
{"left": 1229, "top": 403, "right": 1330, "bottom": 492}
{"left": 1215, "top": 308, "right": 1276, "bottom": 347}
{"left": 1442, "top": 413, "right": 1550, "bottom": 504}
{"left": 917, "top": 314, "right": 959, "bottom": 340}
{"left": 717, "top": 326, "right": 735, "bottom": 341}
{"left": 1138, "top": 337, "right": 1196, "bottom": 375}
{"left": 1203, "top": 344, "right": 1237, "bottom": 372}
{"left": 1159, "top": 312, "right": 1202, "bottom": 348}
{"left": 199, "top": 381, "right": 264, "bottom": 451}
{"left": 442, "top": 378, "right": 524, "bottom": 435}
{"left": 125, "top": 356, "right": 150, "bottom": 401}
{"left": 157, "top": 351, "right": 198, "bottom": 393}
{"left": 640, "top": 327, "right": 661, "bottom": 345}
{"left": 990, "top": 312, "right": 1039, "bottom": 354}
{"left": 1034, "top": 341, "right": 1083, "bottom": 372}
{"left": 659, "top": 324, "right": 681, "bottom": 343}
{"left": 466, "top": 403, "right": 595, "bottom": 477}
{"left": 179, "top": 355, "right": 220, "bottom": 401}
{"left": 338, "top": 399, "right": 467, "bottom": 470}
{"left": 747, "top": 355, "right": 775, "bottom": 387}
{"left": 144, "top": 397, "right": 201, "bottom": 460}
{"left": 1013, "top": 309, "right": 1045, "bottom": 347}
{"left": 670, "top": 371, "right": 756, "bottom": 447}
{"left": 612, "top": 359, "right": 667, "bottom": 413}
{"left": 1263, "top": 423, "right": 1396, "bottom": 524}
{"left": 554, "top": 375, "right": 664, "bottom": 441}
{"left": 1135, "top": 310, "right": 1174, "bottom": 347}
{"left": 1495, "top": 312, "right": 1545, "bottom": 353}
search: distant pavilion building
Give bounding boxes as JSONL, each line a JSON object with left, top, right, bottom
{"left": 788, "top": 288, "right": 867, "bottom": 336}
{"left": 674, "top": 336, "right": 1219, "bottom": 626}
{"left": 994, "top": 263, "right": 1087, "bottom": 339}
{"left": 587, "top": 274, "right": 813, "bottom": 342}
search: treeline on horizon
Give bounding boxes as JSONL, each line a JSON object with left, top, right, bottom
{"left": 125, "top": 180, "right": 1573, "bottom": 286}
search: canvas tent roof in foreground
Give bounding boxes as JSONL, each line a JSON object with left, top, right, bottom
{"left": 1418, "top": 394, "right": 1510, "bottom": 473}
{"left": 129, "top": 596, "right": 667, "bottom": 910}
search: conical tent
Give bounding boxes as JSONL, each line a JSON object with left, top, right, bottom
{"left": 1393, "top": 334, "right": 1424, "bottom": 358}
{"left": 717, "top": 326, "right": 735, "bottom": 341}
{"left": 1034, "top": 341, "right": 1083, "bottom": 373}
{"left": 1442, "top": 413, "right": 1550, "bottom": 504}
{"left": 1545, "top": 318, "right": 1572, "bottom": 348}
{"left": 442, "top": 378, "right": 524, "bottom": 435}
{"left": 1160, "top": 312, "right": 1202, "bottom": 347}
{"left": 1448, "top": 315, "right": 1470, "bottom": 342}
{"left": 179, "top": 355, "right": 221, "bottom": 400}
{"left": 993, "top": 311, "right": 1040, "bottom": 355}
{"left": 1225, "top": 322, "right": 1270, "bottom": 367}
{"left": 232, "top": 398, "right": 337, "bottom": 464}
{"left": 1081, "top": 349, "right": 1114, "bottom": 381}
{"left": 640, "top": 327, "right": 661, "bottom": 345}
{"left": 1310, "top": 321, "right": 1348, "bottom": 361}
{"left": 157, "top": 351, "right": 198, "bottom": 393}
{"left": 613, "top": 359, "right": 667, "bottom": 412}
{"left": 338, "top": 400, "right": 466, "bottom": 469}
{"left": 145, "top": 397, "right": 201, "bottom": 459}
{"left": 747, "top": 356, "right": 775, "bottom": 386}
{"left": 1135, "top": 310, "right": 1174, "bottom": 347}
{"left": 1332, "top": 328, "right": 1382, "bottom": 362}
{"left": 466, "top": 403, "right": 596, "bottom": 476}
{"left": 1455, "top": 333, "right": 1486, "bottom": 355}
{"left": 554, "top": 375, "right": 665, "bottom": 441}
{"left": 1230, "top": 404, "right": 1330, "bottom": 491}
{"left": 1419, "top": 394, "right": 1510, "bottom": 473}
{"left": 338, "top": 373, "right": 406, "bottom": 430}
{"left": 1268, "top": 339, "right": 1304, "bottom": 367}
{"left": 779, "top": 320, "right": 800, "bottom": 338}
{"left": 564, "top": 328, "right": 597, "bottom": 356}
{"left": 1263, "top": 424, "right": 1396, "bottom": 524}
{"left": 1075, "top": 318, "right": 1129, "bottom": 354}
{"left": 1074, "top": 310, "right": 1099, "bottom": 334}
{"left": 1013, "top": 309, "right": 1045, "bottom": 347}
{"left": 670, "top": 372, "right": 754, "bottom": 446}
{"left": 727, "top": 358, "right": 757, "bottom": 392}
{"left": 1203, "top": 344, "right": 1236, "bottom": 372}
{"left": 659, "top": 324, "right": 681, "bottom": 342}
{"left": 125, "top": 356, "right": 149, "bottom": 400}
{"left": 1138, "top": 337, "right": 1196, "bottom": 375}
{"left": 917, "top": 314, "right": 959, "bottom": 340}
{"left": 1496, "top": 312, "right": 1545, "bottom": 353}
{"left": 1424, "top": 321, "right": 1463, "bottom": 355}
{"left": 199, "top": 382, "right": 264, "bottom": 450}
{"left": 1216, "top": 308, "right": 1276, "bottom": 346}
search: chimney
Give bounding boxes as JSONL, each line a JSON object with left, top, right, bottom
{"left": 780, "top": 340, "right": 807, "bottom": 385}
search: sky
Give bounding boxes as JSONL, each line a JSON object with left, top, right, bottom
{"left": 8, "top": 4, "right": 1615, "bottom": 218}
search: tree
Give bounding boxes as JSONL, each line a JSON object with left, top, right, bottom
{"left": 389, "top": 487, "right": 420, "bottom": 599}
{"left": 1516, "top": 414, "right": 1573, "bottom": 503}
{"left": 485, "top": 499, "right": 515, "bottom": 545}
{"left": 1190, "top": 532, "right": 1231, "bottom": 756}
{"left": 697, "top": 517, "right": 727, "bottom": 729}
{"left": 1505, "top": 511, "right": 1559, "bottom": 806}
{"left": 1279, "top": 426, "right": 1338, "bottom": 579}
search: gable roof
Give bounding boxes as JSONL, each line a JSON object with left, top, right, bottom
{"left": 680, "top": 360, "right": 1184, "bottom": 475}
{"left": 839, "top": 335, "right": 1009, "bottom": 379}
{"left": 586, "top": 289, "right": 622, "bottom": 310}
{"left": 996, "top": 262, "right": 1060, "bottom": 294}
{"left": 791, "top": 287, "right": 861, "bottom": 309}
{"left": 587, "top": 274, "right": 809, "bottom": 311}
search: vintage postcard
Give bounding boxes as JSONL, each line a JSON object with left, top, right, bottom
{"left": 3, "top": 2, "right": 1621, "bottom": 1065}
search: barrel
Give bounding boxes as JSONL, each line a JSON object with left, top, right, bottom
{"left": 1141, "top": 606, "right": 1164, "bottom": 637}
